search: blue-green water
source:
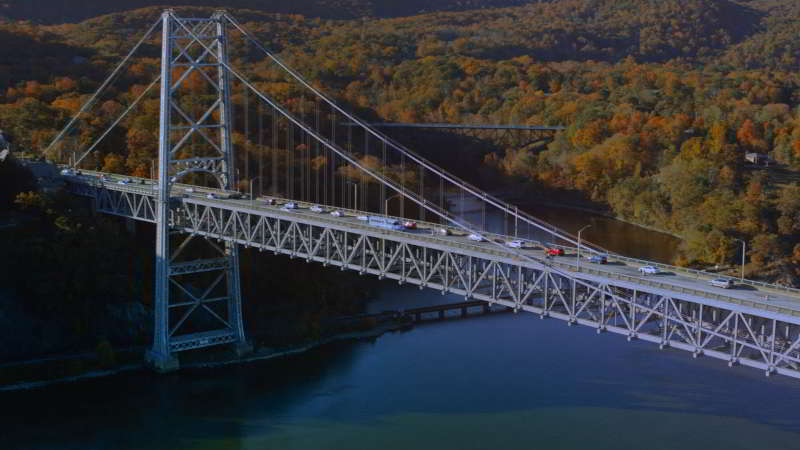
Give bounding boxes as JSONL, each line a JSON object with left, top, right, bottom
{"left": 3, "top": 286, "right": 800, "bottom": 450}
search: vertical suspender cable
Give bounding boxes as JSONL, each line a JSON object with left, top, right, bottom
{"left": 258, "top": 101, "right": 263, "bottom": 197}
{"left": 272, "top": 106, "right": 278, "bottom": 196}
{"left": 315, "top": 97, "right": 320, "bottom": 204}
{"left": 363, "top": 131, "right": 368, "bottom": 212}
{"left": 419, "top": 165, "right": 424, "bottom": 222}
{"left": 381, "top": 140, "right": 387, "bottom": 214}
{"left": 400, "top": 153, "right": 405, "bottom": 219}
{"left": 45, "top": 16, "right": 162, "bottom": 157}
{"left": 244, "top": 82, "right": 249, "bottom": 189}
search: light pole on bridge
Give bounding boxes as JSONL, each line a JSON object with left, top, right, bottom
{"left": 734, "top": 238, "right": 746, "bottom": 282}
{"left": 385, "top": 192, "right": 403, "bottom": 216}
{"left": 249, "top": 176, "right": 264, "bottom": 205}
{"left": 346, "top": 181, "right": 358, "bottom": 210}
{"left": 577, "top": 224, "right": 592, "bottom": 270}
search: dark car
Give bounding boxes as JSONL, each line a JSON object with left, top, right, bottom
{"left": 586, "top": 255, "right": 607, "bottom": 264}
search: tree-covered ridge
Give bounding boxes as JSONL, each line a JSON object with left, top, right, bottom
{"left": 0, "top": 0, "right": 536, "bottom": 24}
{"left": 0, "top": 0, "right": 798, "bottom": 285}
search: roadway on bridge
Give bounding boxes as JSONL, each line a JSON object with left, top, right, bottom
{"left": 67, "top": 170, "right": 800, "bottom": 314}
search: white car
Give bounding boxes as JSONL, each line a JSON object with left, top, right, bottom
{"left": 638, "top": 265, "right": 658, "bottom": 275}
{"left": 284, "top": 202, "right": 297, "bottom": 209}
{"left": 330, "top": 210, "right": 343, "bottom": 217}
{"left": 506, "top": 240, "right": 524, "bottom": 248}
{"left": 206, "top": 193, "right": 217, "bottom": 199}
{"left": 117, "top": 179, "right": 130, "bottom": 185}
{"left": 185, "top": 187, "right": 195, "bottom": 193}
{"left": 468, "top": 233, "right": 487, "bottom": 242}
{"left": 709, "top": 278, "right": 734, "bottom": 289}
{"left": 357, "top": 215, "right": 369, "bottom": 221}
{"left": 60, "top": 168, "right": 75, "bottom": 176}
{"left": 433, "top": 227, "right": 451, "bottom": 236}
{"left": 310, "top": 205, "right": 324, "bottom": 213}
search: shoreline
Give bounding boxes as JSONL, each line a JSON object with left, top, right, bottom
{"left": 526, "top": 198, "right": 684, "bottom": 240}
{"left": 495, "top": 187, "right": 684, "bottom": 241}
{"left": 0, "top": 319, "right": 409, "bottom": 392}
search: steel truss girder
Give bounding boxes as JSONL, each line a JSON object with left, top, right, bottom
{"left": 66, "top": 180, "right": 800, "bottom": 379}
{"left": 170, "top": 201, "right": 800, "bottom": 380}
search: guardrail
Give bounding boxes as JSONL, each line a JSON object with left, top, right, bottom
{"left": 61, "top": 168, "right": 800, "bottom": 299}
{"left": 190, "top": 196, "right": 800, "bottom": 318}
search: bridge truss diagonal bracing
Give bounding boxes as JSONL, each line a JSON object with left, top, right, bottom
{"left": 51, "top": 9, "right": 800, "bottom": 379}
{"left": 60, "top": 181, "right": 800, "bottom": 379}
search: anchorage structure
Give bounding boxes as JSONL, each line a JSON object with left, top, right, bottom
{"left": 146, "top": 11, "right": 249, "bottom": 371}
{"left": 52, "top": 10, "right": 800, "bottom": 380}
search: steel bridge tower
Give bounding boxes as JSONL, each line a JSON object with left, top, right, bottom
{"left": 145, "top": 11, "right": 250, "bottom": 372}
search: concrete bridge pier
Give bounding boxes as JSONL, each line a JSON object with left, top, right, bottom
{"left": 145, "top": 349, "right": 179, "bottom": 373}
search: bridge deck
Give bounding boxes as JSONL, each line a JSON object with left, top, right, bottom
{"left": 66, "top": 170, "right": 800, "bottom": 317}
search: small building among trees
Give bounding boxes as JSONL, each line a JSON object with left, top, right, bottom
{"left": 745, "top": 152, "right": 769, "bottom": 166}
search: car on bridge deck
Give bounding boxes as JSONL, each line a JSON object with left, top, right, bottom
{"left": 206, "top": 193, "right": 218, "bottom": 199}
{"left": 586, "top": 255, "right": 607, "bottom": 264}
{"left": 468, "top": 233, "right": 487, "bottom": 242}
{"left": 330, "top": 210, "right": 343, "bottom": 217}
{"left": 433, "top": 227, "right": 451, "bottom": 236}
{"left": 310, "top": 205, "right": 324, "bottom": 213}
{"left": 545, "top": 248, "right": 564, "bottom": 256}
{"left": 638, "top": 265, "right": 659, "bottom": 275}
{"left": 60, "top": 168, "right": 76, "bottom": 176}
{"left": 260, "top": 197, "right": 276, "bottom": 205}
{"left": 283, "top": 202, "right": 297, "bottom": 209}
{"left": 403, "top": 221, "right": 417, "bottom": 229}
{"left": 506, "top": 240, "right": 524, "bottom": 248}
{"left": 710, "top": 278, "right": 735, "bottom": 289}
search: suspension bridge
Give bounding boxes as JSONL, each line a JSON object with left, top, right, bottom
{"left": 44, "top": 10, "right": 800, "bottom": 378}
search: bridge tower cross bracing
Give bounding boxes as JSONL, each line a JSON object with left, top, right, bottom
{"left": 145, "top": 10, "right": 250, "bottom": 372}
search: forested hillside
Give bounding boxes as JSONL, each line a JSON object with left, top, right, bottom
{"left": 1, "top": 0, "right": 799, "bottom": 287}
{"left": 0, "top": 0, "right": 537, "bottom": 23}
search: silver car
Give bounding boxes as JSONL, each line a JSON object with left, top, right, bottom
{"left": 709, "top": 278, "right": 734, "bottom": 289}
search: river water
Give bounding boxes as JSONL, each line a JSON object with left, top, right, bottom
{"left": 3, "top": 206, "right": 799, "bottom": 449}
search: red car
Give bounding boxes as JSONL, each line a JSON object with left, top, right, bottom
{"left": 403, "top": 221, "right": 417, "bottom": 229}
{"left": 545, "top": 248, "right": 564, "bottom": 256}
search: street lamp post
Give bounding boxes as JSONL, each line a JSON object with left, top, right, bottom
{"left": 347, "top": 182, "right": 358, "bottom": 210}
{"left": 735, "top": 238, "right": 746, "bottom": 281}
{"left": 249, "top": 176, "right": 264, "bottom": 205}
{"left": 384, "top": 192, "right": 403, "bottom": 216}
{"left": 577, "top": 224, "right": 592, "bottom": 270}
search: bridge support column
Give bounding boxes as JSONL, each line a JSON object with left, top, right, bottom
{"left": 145, "top": 11, "right": 251, "bottom": 372}
{"left": 145, "top": 349, "right": 179, "bottom": 373}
